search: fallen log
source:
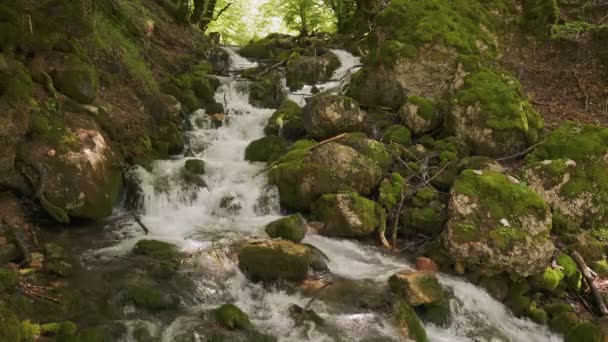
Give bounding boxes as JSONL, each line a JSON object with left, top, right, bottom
{"left": 572, "top": 250, "right": 608, "bottom": 316}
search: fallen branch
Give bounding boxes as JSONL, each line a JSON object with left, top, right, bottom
{"left": 572, "top": 250, "right": 608, "bottom": 316}
{"left": 132, "top": 214, "right": 150, "bottom": 235}
{"left": 496, "top": 141, "right": 545, "bottom": 162}
{"left": 296, "top": 281, "right": 333, "bottom": 326}
{"left": 359, "top": 103, "right": 392, "bottom": 111}
{"left": 18, "top": 284, "right": 59, "bottom": 303}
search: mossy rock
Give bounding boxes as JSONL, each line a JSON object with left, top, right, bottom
{"left": 238, "top": 240, "right": 313, "bottom": 283}
{"left": 40, "top": 321, "right": 78, "bottom": 338}
{"left": 0, "top": 304, "right": 39, "bottom": 342}
{"left": 380, "top": 125, "right": 412, "bottom": 147}
{"left": 288, "top": 304, "right": 325, "bottom": 326}
{"left": 311, "top": 193, "right": 386, "bottom": 238}
{"left": 302, "top": 95, "right": 366, "bottom": 140}
{"left": 249, "top": 71, "right": 285, "bottom": 109}
{"left": 527, "top": 122, "right": 608, "bottom": 163}
{"left": 214, "top": 304, "right": 253, "bottom": 330}
{"left": 264, "top": 213, "right": 307, "bottom": 243}
{"left": 339, "top": 133, "right": 393, "bottom": 172}
{"left": 347, "top": 66, "right": 405, "bottom": 111}
{"left": 449, "top": 68, "right": 543, "bottom": 158}
{"left": 286, "top": 53, "right": 340, "bottom": 91}
{"left": 184, "top": 159, "right": 206, "bottom": 175}
{"left": 400, "top": 95, "right": 442, "bottom": 135}
{"left": 54, "top": 54, "right": 98, "bottom": 104}
{"left": 392, "top": 301, "right": 429, "bottom": 342}
{"left": 540, "top": 267, "right": 564, "bottom": 291}
{"left": 133, "top": 239, "right": 181, "bottom": 278}
{"left": 121, "top": 284, "right": 179, "bottom": 311}
{"left": 442, "top": 169, "right": 554, "bottom": 277}
{"left": 549, "top": 312, "right": 581, "bottom": 335}
{"left": 244, "top": 136, "right": 288, "bottom": 163}
{"left": 416, "top": 299, "right": 451, "bottom": 327}
{"left": 565, "top": 322, "right": 603, "bottom": 342}
{"left": 264, "top": 100, "right": 305, "bottom": 140}
{"left": 400, "top": 200, "right": 447, "bottom": 238}
{"left": 378, "top": 173, "right": 407, "bottom": 211}
{"left": 388, "top": 272, "right": 444, "bottom": 307}
{"left": 0, "top": 267, "right": 19, "bottom": 290}
{"left": 0, "top": 58, "right": 33, "bottom": 103}
{"left": 268, "top": 141, "right": 383, "bottom": 211}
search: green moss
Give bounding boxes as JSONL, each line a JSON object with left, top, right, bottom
{"left": 565, "top": 322, "right": 603, "bottom": 342}
{"left": 264, "top": 100, "right": 305, "bottom": 139}
{"left": 312, "top": 193, "right": 386, "bottom": 238}
{"left": 407, "top": 96, "right": 438, "bottom": 121}
{"left": 265, "top": 213, "right": 307, "bottom": 243}
{"left": 245, "top": 136, "right": 288, "bottom": 163}
{"left": 214, "top": 304, "right": 252, "bottom": 330}
{"left": 549, "top": 312, "right": 581, "bottom": 335}
{"left": 0, "top": 60, "right": 33, "bottom": 103}
{"left": 453, "top": 169, "right": 549, "bottom": 221}
{"left": 527, "top": 122, "right": 608, "bottom": 162}
{"left": 29, "top": 110, "right": 80, "bottom": 154}
{"left": 122, "top": 285, "right": 179, "bottom": 311}
{"left": 0, "top": 304, "right": 37, "bottom": 342}
{"left": 393, "top": 302, "right": 429, "bottom": 342}
{"left": 133, "top": 239, "right": 180, "bottom": 262}
{"left": 541, "top": 267, "right": 564, "bottom": 291}
{"left": 249, "top": 71, "right": 286, "bottom": 109}
{"left": 378, "top": 173, "right": 406, "bottom": 211}
{"left": 413, "top": 187, "right": 437, "bottom": 206}
{"left": 557, "top": 254, "right": 577, "bottom": 278}
{"left": 487, "top": 226, "right": 526, "bottom": 252}
{"left": 341, "top": 133, "right": 393, "bottom": 171}
{"left": 388, "top": 273, "right": 444, "bottom": 307}
{"left": 523, "top": 0, "right": 560, "bottom": 34}
{"left": 0, "top": 267, "right": 19, "bottom": 290}
{"left": 593, "top": 259, "right": 608, "bottom": 276}
{"left": 54, "top": 54, "right": 98, "bottom": 104}
{"left": 40, "top": 321, "right": 78, "bottom": 337}
{"left": 238, "top": 240, "right": 312, "bottom": 283}
{"left": 381, "top": 125, "right": 412, "bottom": 146}
{"left": 543, "top": 302, "right": 574, "bottom": 317}
{"left": 455, "top": 68, "right": 543, "bottom": 143}
{"left": 527, "top": 302, "right": 548, "bottom": 324}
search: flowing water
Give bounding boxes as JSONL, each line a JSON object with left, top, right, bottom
{"left": 92, "top": 49, "right": 562, "bottom": 341}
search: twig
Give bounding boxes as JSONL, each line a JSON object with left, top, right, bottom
{"left": 496, "top": 141, "right": 545, "bottom": 162}
{"left": 296, "top": 281, "right": 333, "bottom": 325}
{"left": 132, "top": 214, "right": 150, "bottom": 235}
{"left": 573, "top": 70, "right": 589, "bottom": 111}
{"left": 359, "top": 103, "right": 392, "bottom": 111}
{"left": 391, "top": 190, "right": 405, "bottom": 250}
{"left": 18, "top": 284, "right": 60, "bottom": 303}
{"left": 213, "top": 3, "right": 232, "bottom": 21}
{"left": 572, "top": 250, "right": 608, "bottom": 316}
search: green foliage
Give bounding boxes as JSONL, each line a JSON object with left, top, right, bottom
{"left": 262, "top": 0, "right": 336, "bottom": 35}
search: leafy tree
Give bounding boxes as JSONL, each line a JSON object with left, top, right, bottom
{"left": 262, "top": 0, "right": 336, "bottom": 36}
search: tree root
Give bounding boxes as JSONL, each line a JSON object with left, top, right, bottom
{"left": 19, "top": 162, "right": 69, "bottom": 223}
{"left": 572, "top": 250, "right": 608, "bottom": 316}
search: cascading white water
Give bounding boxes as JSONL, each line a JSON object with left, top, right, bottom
{"left": 102, "top": 49, "right": 562, "bottom": 342}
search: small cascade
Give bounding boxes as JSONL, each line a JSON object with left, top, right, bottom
{"left": 98, "top": 48, "right": 561, "bottom": 342}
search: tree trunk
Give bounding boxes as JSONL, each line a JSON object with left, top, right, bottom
{"left": 199, "top": 0, "right": 218, "bottom": 31}
{"left": 191, "top": 0, "right": 206, "bottom": 24}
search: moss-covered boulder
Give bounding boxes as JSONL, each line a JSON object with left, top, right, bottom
{"left": 249, "top": 71, "right": 285, "bottom": 109}
{"left": 22, "top": 117, "right": 122, "bottom": 222}
{"left": 339, "top": 133, "right": 393, "bottom": 172}
{"left": 53, "top": 54, "right": 98, "bottom": 104}
{"left": 448, "top": 68, "right": 543, "bottom": 158}
{"left": 302, "top": 95, "right": 366, "bottom": 139}
{"left": 524, "top": 122, "right": 608, "bottom": 231}
{"left": 268, "top": 141, "right": 383, "bottom": 211}
{"left": 311, "top": 193, "right": 386, "bottom": 238}
{"left": 133, "top": 239, "right": 181, "bottom": 278}
{"left": 378, "top": 172, "right": 407, "bottom": 211}
{"left": 442, "top": 169, "right": 554, "bottom": 277}
{"left": 380, "top": 125, "right": 412, "bottom": 147}
{"left": 244, "top": 136, "right": 288, "bottom": 163}
{"left": 209, "top": 47, "right": 231, "bottom": 75}
{"left": 214, "top": 304, "right": 253, "bottom": 330}
{"left": 565, "top": 322, "right": 603, "bottom": 342}
{"left": 347, "top": 66, "right": 405, "bottom": 111}
{"left": 400, "top": 95, "right": 442, "bottom": 135}
{"left": 161, "top": 61, "right": 219, "bottom": 114}
{"left": 392, "top": 301, "right": 429, "bottom": 342}
{"left": 238, "top": 34, "right": 295, "bottom": 60}
{"left": 388, "top": 271, "right": 444, "bottom": 306}
{"left": 400, "top": 186, "right": 447, "bottom": 238}
{"left": 264, "top": 213, "right": 307, "bottom": 243}
{"left": 238, "top": 240, "right": 314, "bottom": 283}
{"left": 286, "top": 53, "right": 340, "bottom": 91}
{"left": 121, "top": 284, "right": 180, "bottom": 311}
{"left": 264, "top": 100, "right": 305, "bottom": 140}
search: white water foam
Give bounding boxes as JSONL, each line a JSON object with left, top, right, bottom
{"left": 102, "top": 48, "right": 561, "bottom": 342}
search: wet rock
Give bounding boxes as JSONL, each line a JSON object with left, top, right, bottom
{"left": 145, "top": 93, "right": 182, "bottom": 124}
{"left": 288, "top": 304, "right": 325, "bottom": 326}
{"left": 238, "top": 240, "right": 314, "bottom": 283}
{"left": 184, "top": 159, "right": 206, "bottom": 175}
{"left": 286, "top": 53, "right": 340, "bottom": 90}
{"left": 265, "top": 213, "right": 307, "bottom": 243}
{"left": 302, "top": 95, "right": 366, "bottom": 139}
{"left": 399, "top": 95, "right": 442, "bottom": 135}
{"left": 121, "top": 284, "right": 180, "bottom": 311}
{"left": 393, "top": 301, "right": 429, "bottom": 342}
{"left": 447, "top": 68, "right": 543, "bottom": 157}
{"left": 339, "top": 133, "right": 393, "bottom": 172}
{"left": 348, "top": 66, "right": 405, "bottom": 111}
{"left": 442, "top": 169, "right": 554, "bottom": 277}
{"left": 268, "top": 141, "right": 383, "bottom": 211}
{"left": 249, "top": 71, "right": 285, "bottom": 109}
{"left": 264, "top": 100, "right": 305, "bottom": 140}
{"left": 43, "top": 243, "right": 72, "bottom": 277}
{"left": 523, "top": 122, "right": 608, "bottom": 231}
{"left": 53, "top": 54, "right": 98, "bottom": 104}
{"left": 399, "top": 186, "right": 447, "bottom": 238}
{"left": 0, "top": 267, "right": 19, "bottom": 290}
{"left": 214, "top": 304, "right": 253, "bottom": 330}
{"left": 415, "top": 257, "right": 439, "bottom": 272}
{"left": 388, "top": 271, "right": 444, "bottom": 306}
{"left": 302, "top": 277, "right": 391, "bottom": 311}
{"left": 209, "top": 47, "right": 231, "bottom": 75}
{"left": 132, "top": 239, "right": 181, "bottom": 278}
{"left": 244, "top": 136, "right": 288, "bottom": 163}
{"left": 311, "top": 193, "right": 386, "bottom": 238}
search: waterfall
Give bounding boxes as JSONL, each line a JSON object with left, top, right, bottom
{"left": 100, "top": 48, "right": 561, "bottom": 342}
